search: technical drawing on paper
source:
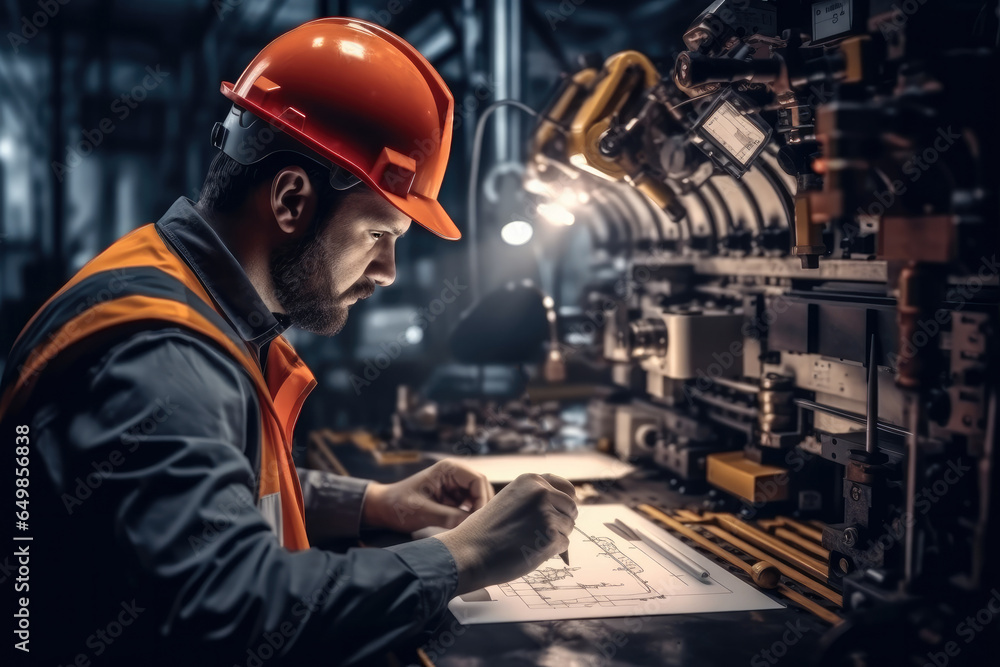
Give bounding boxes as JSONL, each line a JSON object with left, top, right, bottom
{"left": 495, "top": 525, "right": 727, "bottom": 610}
{"left": 449, "top": 504, "right": 784, "bottom": 624}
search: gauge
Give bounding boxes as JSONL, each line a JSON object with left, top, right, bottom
{"left": 693, "top": 89, "right": 772, "bottom": 178}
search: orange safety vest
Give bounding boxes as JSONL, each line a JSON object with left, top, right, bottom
{"left": 0, "top": 224, "right": 315, "bottom": 550}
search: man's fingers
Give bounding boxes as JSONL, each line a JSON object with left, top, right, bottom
{"left": 438, "top": 485, "right": 468, "bottom": 509}
{"left": 548, "top": 492, "right": 578, "bottom": 521}
{"left": 538, "top": 523, "right": 571, "bottom": 554}
{"left": 537, "top": 474, "right": 578, "bottom": 520}
{"left": 551, "top": 505, "right": 576, "bottom": 534}
{"left": 466, "top": 474, "right": 492, "bottom": 511}
{"left": 539, "top": 473, "right": 576, "bottom": 499}
{"left": 440, "top": 460, "right": 493, "bottom": 511}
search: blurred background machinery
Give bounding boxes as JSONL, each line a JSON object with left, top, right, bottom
{"left": 1, "top": 1, "right": 998, "bottom": 665}
{"left": 509, "top": 1, "right": 999, "bottom": 664}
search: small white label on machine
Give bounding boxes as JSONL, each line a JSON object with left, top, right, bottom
{"left": 812, "top": 1, "right": 853, "bottom": 41}
{"left": 702, "top": 101, "right": 767, "bottom": 167}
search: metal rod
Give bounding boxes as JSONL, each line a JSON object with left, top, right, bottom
{"left": 673, "top": 509, "right": 708, "bottom": 522}
{"left": 702, "top": 408, "right": 756, "bottom": 436}
{"left": 699, "top": 524, "right": 843, "bottom": 606}
{"left": 971, "top": 382, "right": 996, "bottom": 585}
{"left": 777, "top": 517, "right": 825, "bottom": 544}
{"left": 491, "top": 0, "right": 523, "bottom": 164}
{"left": 635, "top": 505, "right": 780, "bottom": 589}
{"left": 903, "top": 391, "right": 921, "bottom": 586}
{"left": 774, "top": 527, "right": 830, "bottom": 559}
{"left": 777, "top": 583, "right": 844, "bottom": 626}
{"left": 688, "top": 387, "right": 758, "bottom": 417}
{"left": 709, "top": 376, "right": 761, "bottom": 394}
{"left": 712, "top": 514, "right": 830, "bottom": 582}
{"left": 867, "top": 334, "right": 879, "bottom": 454}
{"left": 793, "top": 398, "right": 911, "bottom": 437}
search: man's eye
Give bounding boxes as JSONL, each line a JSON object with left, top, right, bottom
{"left": 371, "top": 231, "right": 383, "bottom": 241}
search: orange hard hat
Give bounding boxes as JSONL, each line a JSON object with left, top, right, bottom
{"left": 213, "top": 17, "right": 460, "bottom": 240}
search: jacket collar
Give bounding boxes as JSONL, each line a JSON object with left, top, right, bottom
{"left": 153, "top": 197, "right": 290, "bottom": 365}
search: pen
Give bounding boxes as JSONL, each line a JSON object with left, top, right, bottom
{"left": 559, "top": 549, "right": 570, "bottom": 566}
{"left": 616, "top": 519, "right": 709, "bottom": 581}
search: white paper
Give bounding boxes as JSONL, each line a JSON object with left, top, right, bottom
{"left": 431, "top": 451, "right": 636, "bottom": 484}
{"left": 449, "top": 505, "right": 784, "bottom": 624}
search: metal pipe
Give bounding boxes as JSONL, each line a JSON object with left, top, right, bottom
{"left": 777, "top": 517, "right": 825, "bottom": 543}
{"left": 793, "top": 398, "right": 911, "bottom": 437}
{"left": 688, "top": 387, "right": 758, "bottom": 417}
{"left": 774, "top": 527, "right": 830, "bottom": 559}
{"left": 712, "top": 514, "right": 830, "bottom": 582}
{"left": 972, "top": 383, "right": 996, "bottom": 585}
{"left": 903, "top": 391, "right": 921, "bottom": 587}
{"left": 509, "top": 0, "right": 521, "bottom": 161}
{"left": 709, "top": 376, "right": 761, "bottom": 395}
{"left": 777, "top": 583, "right": 844, "bottom": 626}
{"left": 635, "top": 505, "right": 780, "bottom": 589}
{"left": 491, "top": 0, "right": 522, "bottom": 164}
{"left": 866, "top": 334, "right": 879, "bottom": 454}
{"left": 697, "top": 523, "right": 843, "bottom": 606}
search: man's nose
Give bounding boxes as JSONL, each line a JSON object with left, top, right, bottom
{"left": 366, "top": 241, "right": 396, "bottom": 286}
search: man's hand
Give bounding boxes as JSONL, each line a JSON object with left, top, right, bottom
{"left": 434, "top": 473, "right": 577, "bottom": 595}
{"left": 361, "top": 460, "right": 495, "bottom": 533}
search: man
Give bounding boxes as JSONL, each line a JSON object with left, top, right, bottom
{"left": 0, "top": 18, "right": 576, "bottom": 666}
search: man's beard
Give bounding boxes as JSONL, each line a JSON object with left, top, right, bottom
{"left": 269, "top": 223, "right": 375, "bottom": 336}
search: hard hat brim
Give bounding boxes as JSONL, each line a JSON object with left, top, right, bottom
{"left": 376, "top": 189, "right": 462, "bottom": 241}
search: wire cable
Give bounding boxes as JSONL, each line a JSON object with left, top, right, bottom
{"left": 467, "top": 99, "right": 547, "bottom": 302}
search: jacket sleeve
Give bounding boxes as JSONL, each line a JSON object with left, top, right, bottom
{"left": 297, "top": 468, "right": 371, "bottom": 541}
{"left": 62, "top": 329, "right": 458, "bottom": 665}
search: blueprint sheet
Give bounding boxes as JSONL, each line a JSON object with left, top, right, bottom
{"left": 449, "top": 504, "right": 784, "bottom": 624}
{"left": 429, "top": 451, "right": 636, "bottom": 484}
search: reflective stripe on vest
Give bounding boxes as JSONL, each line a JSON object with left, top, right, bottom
{"left": 0, "top": 224, "right": 315, "bottom": 550}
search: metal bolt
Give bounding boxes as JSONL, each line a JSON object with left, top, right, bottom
{"left": 851, "top": 485, "right": 862, "bottom": 501}
{"left": 843, "top": 526, "right": 859, "bottom": 548}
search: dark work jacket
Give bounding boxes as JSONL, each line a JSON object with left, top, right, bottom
{"left": 0, "top": 198, "right": 457, "bottom": 666}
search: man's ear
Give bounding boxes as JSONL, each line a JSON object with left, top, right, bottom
{"left": 270, "top": 165, "right": 318, "bottom": 236}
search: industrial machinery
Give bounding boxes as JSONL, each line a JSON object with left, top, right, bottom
{"left": 522, "top": 0, "right": 998, "bottom": 663}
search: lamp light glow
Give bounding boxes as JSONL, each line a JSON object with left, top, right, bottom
{"left": 500, "top": 220, "right": 534, "bottom": 246}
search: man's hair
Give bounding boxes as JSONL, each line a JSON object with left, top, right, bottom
{"left": 198, "top": 150, "right": 345, "bottom": 219}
